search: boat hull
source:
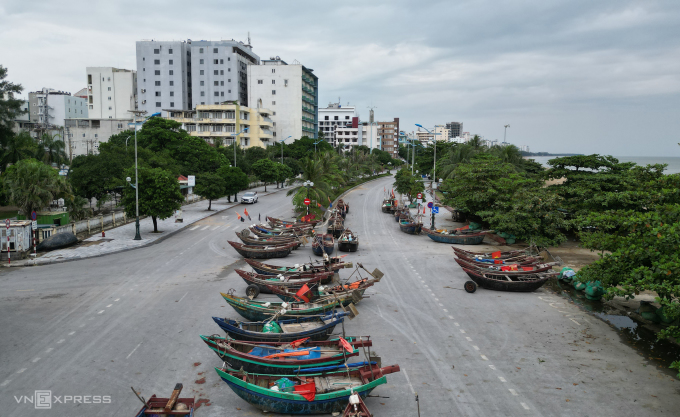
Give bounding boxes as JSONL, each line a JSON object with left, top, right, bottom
{"left": 337, "top": 241, "right": 358, "bottom": 252}
{"left": 222, "top": 293, "right": 340, "bottom": 321}
{"left": 426, "top": 232, "right": 485, "bottom": 244}
{"left": 212, "top": 314, "right": 345, "bottom": 343}
{"left": 399, "top": 223, "right": 422, "bottom": 235}
{"left": 462, "top": 267, "right": 552, "bottom": 292}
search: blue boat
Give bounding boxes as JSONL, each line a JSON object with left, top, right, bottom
{"left": 312, "top": 234, "right": 334, "bottom": 256}
{"left": 212, "top": 312, "right": 348, "bottom": 343}
{"left": 399, "top": 220, "right": 422, "bottom": 235}
{"left": 422, "top": 228, "right": 487, "bottom": 244}
{"left": 215, "top": 363, "right": 400, "bottom": 414}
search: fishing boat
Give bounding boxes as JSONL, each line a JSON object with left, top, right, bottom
{"left": 236, "top": 230, "right": 303, "bottom": 249}
{"left": 251, "top": 224, "right": 309, "bottom": 236}
{"left": 454, "top": 258, "right": 557, "bottom": 275}
{"left": 327, "top": 219, "right": 345, "bottom": 238}
{"left": 244, "top": 258, "right": 351, "bottom": 276}
{"left": 312, "top": 234, "right": 335, "bottom": 256}
{"left": 461, "top": 267, "right": 557, "bottom": 292}
{"left": 399, "top": 219, "right": 422, "bottom": 235}
{"left": 452, "top": 247, "right": 532, "bottom": 260}
{"left": 214, "top": 363, "right": 400, "bottom": 414}
{"left": 200, "top": 336, "right": 371, "bottom": 375}
{"left": 337, "top": 229, "right": 358, "bottom": 252}
{"left": 337, "top": 199, "right": 349, "bottom": 214}
{"left": 132, "top": 384, "right": 194, "bottom": 416}
{"left": 221, "top": 291, "right": 346, "bottom": 322}
{"left": 212, "top": 312, "right": 350, "bottom": 343}
{"left": 235, "top": 269, "right": 333, "bottom": 295}
{"left": 422, "top": 228, "right": 487, "bottom": 244}
{"left": 228, "top": 241, "right": 297, "bottom": 259}
{"left": 381, "top": 199, "right": 394, "bottom": 213}
{"left": 268, "top": 216, "right": 320, "bottom": 227}
{"left": 453, "top": 251, "right": 543, "bottom": 266}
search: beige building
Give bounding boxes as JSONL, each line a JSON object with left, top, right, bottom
{"left": 164, "top": 103, "right": 274, "bottom": 148}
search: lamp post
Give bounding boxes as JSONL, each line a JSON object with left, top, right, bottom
{"left": 280, "top": 136, "right": 291, "bottom": 163}
{"left": 128, "top": 110, "right": 159, "bottom": 240}
{"left": 313, "top": 139, "right": 323, "bottom": 154}
{"left": 415, "top": 124, "right": 440, "bottom": 186}
{"left": 303, "top": 180, "right": 314, "bottom": 216}
{"left": 504, "top": 124, "right": 510, "bottom": 143}
{"left": 125, "top": 134, "right": 132, "bottom": 151}
{"left": 232, "top": 127, "right": 249, "bottom": 167}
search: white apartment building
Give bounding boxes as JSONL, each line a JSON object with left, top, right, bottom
{"left": 416, "top": 130, "right": 434, "bottom": 144}
{"left": 248, "top": 57, "right": 318, "bottom": 143}
{"left": 64, "top": 118, "right": 131, "bottom": 158}
{"left": 318, "top": 103, "right": 357, "bottom": 145}
{"left": 86, "top": 67, "right": 137, "bottom": 119}
{"left": 136, "top": 39, "right": 259, "bottom": 114}
{"left": 334, "top": 122, "right": 379, "bottom": 150}
{"left": 28, "top": 88, "right": 88, "bottom": 127}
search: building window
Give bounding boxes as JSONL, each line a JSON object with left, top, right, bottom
{"left": 257, "top": 79, "right": 263, "bottom": 84}
{"left": 170, "top": 91, "right": 174, "bottom": 96}
{"left": 108, "top": 96, "right": 112, "bottom": 100}
{"left": 200, "top": 91, "right": 205, "bottom": 96}
{"left": 169, "top": 60, "right": 173, "bottom": 65}
{"left": 220, "top": 70, "right": 224, "bottom": 75}
{"left": 228, "top": 57, "right": 230, "bottom": 61}
{"left": 82, "top": 133, "right": 85, "bottom": 137}
{"left": 273, "top": 122, "right": 276, "bottom": 126}
{"left": 325, "top": 116, "right": 329, "bottom": 120}
{"left": 154, "top": 59, "right": 160, "bottom": 65}
{"left": 200, "top": 59, "right": 204, "bottom": 64}
{"left": 169, "top": 81, "right": 174, "bottom": 86}
{"left": 169, "top": 48, "right": 173, "bottom": 54}
{"left": 214, "top": 70, "right": 219, "bottom": 75}
{"left": 200, "top": 81, "right": 204, "bottom": 86}
{"left": 272, "top": 90, "right": 276, "bottom": 95}
{"left": 228, "top": 90, "right": 231, "bottom": 93}
{"left": 220, "top": 92, "right": 224, "bottom": 96}
{"left": 273, "top": 112, "right": 276, "bottom": 115}
{"left": 220, "top": 81, "right": 224, "bottom": 86}
{"left": 156, "top": 102, "right": 161, "bottom": 107}
{"left": 199, "top": 48, "right": 204, "bottom": 53}
{"left": 200, "top": 70, "right": 204, "bottom": 75}
{"left": 169, "top": 70, "right": 173, "bottom": 75}
{"left": 228, "top": 68, "right": 231, "bottom": 72}
{"left": 154, "top": 48, "right": 159, "bottom": 54}
{"left": 155, "top": 81, "right": 161, "bottom": 86}
{"left": 108, "top": 106, "right": 112, "bottom": 110}
{"left": 272, "top": 101, "right": 276, "bottom": 105}
{"left": 118, "top": 123, "right": 123, "bottom": 128}
{"left": 155, "top": 92, "right": 161, "bottom": 96}
{"left": 107, "top": 87, "right": 111, "bottom": 91}
{"left": 214, "top": 92, "right": 219, "bottom": 97}
{"left": 334, "top": 116, "right": 338, "bottom": 120}
{"left": 228, "top": 79, "right": 231, "bottom": 82}
{"left": 214, "top": 81, "right": 219, "bottom": 86}
{"left": 107, "top": 77, "right": 111, "bottom": 81}
{"left": 345, "top": 116, "right": 350, "bottom": 120}
{"left": 272, "top": 69, "right": 275, "bottom": 74}
{"left": 284, "top": 79, "right": 288, "bottom": 86}
{"left": 94, "top": 134, "right": 98, "bottom": 138}
{"left": 213, "top": 59, "right": 218, "bottom": 64}
{"left": 170, "top": 102, "right": 174, "bottom": 107}
{"left": 143, "top": 57, "right": 145, "bottom": 61}
{"left": 155, "top": 70, "right": 160, "bottom": 75}
{"left": 220, "top": 59, "right": 224, "bottom": 64}
{"left": 213, "top": 48, "right": 218, "bottom": 53}
{"left": 272, "top": 80, "right": 275, "bottom": 85}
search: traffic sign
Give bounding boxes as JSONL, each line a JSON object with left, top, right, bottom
{"left": 32, "top": 221, "right": 37, "bottom": 229}
{"left": 416, "top": 193, "right": 422, "bottom": 199}
{"left": 31, "top": 211, "right": 37, "bottom": 220}
{"left": 427, "top": 202, "right": 433, "bottom": 209}
{"left": 5, "top": 219, "right": 9, "bottom": 228}
{"left": 432, "top": 207, "right": 440, "bottom": 214}
{"left": 304, "top": 198, "right": 311, "bottom": 206}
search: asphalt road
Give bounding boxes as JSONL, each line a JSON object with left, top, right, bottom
{"left": 1, "top": 175, "right": 678, "bottom": 416}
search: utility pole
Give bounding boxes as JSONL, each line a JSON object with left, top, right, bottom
{"left": 504, "top": 124, "right": 510, "bottom": 143}
{"left": 129, "top": 110, "right": 148, "bottom": 241}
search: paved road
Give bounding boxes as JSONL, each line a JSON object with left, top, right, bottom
{"left": 1, "top": 176, "right": 678, "bottom": 416}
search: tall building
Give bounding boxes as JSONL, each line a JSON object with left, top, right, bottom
{"left": 434, "top": 125, "right": 449, "bottom": 141}
{"left": 86, "top": 67, "right": 137, "bottom": 119}
{"left": 28, "top": 88, "right": 87, "bottom": 127}
{"left": 318, "top": 103, "right": 357, "bottom": 145}
{"left": 248, "top": 57, "right": 318, "bottom": 143}
{"left": 446, "top": 121, "right": 463, "bottom": 139}
{"left": 136, "top": 38, "right": 259, "bottom": 114}
{"left": 164, "top": 103, "right": 273, "bottom": 149}
{"left": 378, "top": 118, "right": 399, "bottom": 157}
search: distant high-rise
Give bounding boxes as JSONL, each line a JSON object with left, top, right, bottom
{"left": 86, "top": 67, "right": 137, "bottom": 119}
{"left": 446, "top": 121, "right": 463, "bottom": 138}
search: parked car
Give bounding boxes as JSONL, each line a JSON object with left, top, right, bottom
{"left": 241, "top": 191, "right": 258, "bottom": 204}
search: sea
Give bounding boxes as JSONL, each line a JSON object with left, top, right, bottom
{"left": 527, "top": 156, "right": 680, "bottom": 175}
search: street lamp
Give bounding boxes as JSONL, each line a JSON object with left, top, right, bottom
{"left": 279, "top": 136, "right": 291, "bottom": 163}
{"left": 128, "top": 110, "right": 159, "bottom": 240}
{"left": 232, "top": 127, "right": 249, "bottom": 167}
{"left": 415, "top": 124, "right": 440, "bottom": 186}
{"left": 313, "top": 139, "right": 323, "bottom": 154}
{"left": 504, "top": 124, "right": 510, "bottom": 143}
{"left": 303, "top": 180, "right": 314, "bottom": 216}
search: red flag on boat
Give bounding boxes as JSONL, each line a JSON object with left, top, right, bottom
{"left": 244, "top": 208, "right": 251, "bottom": 221}
{"left": 491, "top": 251, "right": 501, "bottom": 259}
{"left": 339, "top": 337, "right": 354, "bottom": 353}
{"left": 294, "top": 382, "right": 316, "bottom": 401}
{"left": 289, "top": 337, "right": 310, "bottom": 348}
{"left": 295, "top": 284, "right": 311, "bottom": 302}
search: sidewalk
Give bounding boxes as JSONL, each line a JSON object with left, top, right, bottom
{"left": 11, "top": 184, "right": 288, "bottom": 267}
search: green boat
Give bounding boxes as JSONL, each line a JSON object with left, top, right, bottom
{"left": 221, "top": 292, "right": 344, "bottom": 321}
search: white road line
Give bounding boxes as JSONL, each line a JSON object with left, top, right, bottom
{"left": 178, "top": 292, "right": 188, "bottom": 303}
{"left": 473, "top": 345, "right": 480, "bottom": 351}
{"left": 438, "top": 303, "right": 443, "bottom": 306}
{"left": 570, "top": 318, "right": 581, "bottom": 325}
{"left": 201, "top": 225, "right": 211, "bottom": 230}
{"left": 443, "top": 309, "right": 448, "bottom": 312}
{"left": 0, "top": 380, "right": 10, "bottom": 387}
{"left": 68, "top": 331, "right": 75, "bottom": 336}
{"left": 45, "top": 348, "right": 53, "bottom": 353}
{"left": 31, "top": 357, "right": 40, "bottom": 363}
{"left": 190, "top": 226, "right": 200, "bottom": 231}
{"left": 460, "top": 329, "right": 466, "bottom": 333}
{"left": 521, "top": 403, "right": 530, "bottom": 410}
{"left": 498, "top": 377, "right": 506, "bottom": 382}
{"left": 57, "top": 339, "right": 65, "bottom": 344}
{"left": 454, "top": 322, "right": 460, "bottom": 326}
{"left": 114, "top": 298, "right": 120, "bottom": 302}
{"left": 509, "top": 389, "right": 518, "bottom": 396}
{"left": 106, "top": 304, "right": 113, "bottom": 308}
{"left": 402, "top": 368, "right": 415, "bottom": 394}
{"left": 423, "top": 285, "right": 428, "bottom": 288}
{"left": 212, "top": 226, "right": 221, "bottom": 230}
{"left": 448, "top": 315, "right": 454, "bottom": 319}
{"left": 480, "top": 355, "right": 489, "bottom": 361}
{"left": 97, "top": 310, "right": 105, "bottom": 314}
{"left": 79, "top": 323, "right": 85, "bottom": 327}
{"left": 126, "top": 342, "right": 142, "bottom": 359}
{"left": 489, "top": 365, "right": 496, "bottom": 370}
{"left": 16, "top": 368, "right": 27, "bottom": 374}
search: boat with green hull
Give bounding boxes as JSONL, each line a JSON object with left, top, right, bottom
{"left": 221, "top": 292, "right": 344, "bottom": 322}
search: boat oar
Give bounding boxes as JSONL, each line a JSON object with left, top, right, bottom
{"left": 130, "top": 387, "right": 148, "bottom": 407}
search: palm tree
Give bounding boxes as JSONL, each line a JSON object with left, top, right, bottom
{"left": 287, "top": 157, "right": 335, "bottom": 215}
{"left": 0, "top": 131, "right": 37, "bottom": 169}
{"left": 489, "top": 144, "right": 524, "bottom": 167}
{"left": 437, "top": 144, "right": 479, "bottom": 179}
{"left": 2, "top": 158, "right": 72, "bottom": 216}
{"left": 36, "top": 132, "right": 67, "bottom": 166}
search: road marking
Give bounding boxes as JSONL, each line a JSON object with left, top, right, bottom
{"left": 460, "top": 329, "right": 465, "bottom": 333}
{"left": 466, "top": 337, "right": 472, "bottom": 341}
{"left": 0, "top": 380, "right": 10, "bottom": 387}
{"left": 17, "top": 368, "right": 27, "bottom": 374}
{"left": 57, "top": 339, "right": 65, "bottom": 344}
{"left": 31, "top": 357, "right": 40, "bottom": 363}
{"left": 106, "top": 304, "right": 112, "bottom": 308}
{"left": 454, "top": 322, "right": 460, "bottom": 326}
{"left": 114, "top": 298, "right": 120, "bottom": 302}
{"left": 443, "top": 309, "right": 448, "bottom": 312}
{"left": 97, "top": 310, "right": 105, "bottom": 314}
{"left": 509, "top": 388, "right": 518, "bottom": 396}
{"left": 480, "top": 355, "right": 489, "bottom": 361}
{"left": 212, "top": 226, "right": 221, "bottom": 230}
{"left": 489, "top": 365, "right": 496, "bottom": 370}
{"left": 423, "top": 285, "right": 428, "bottom": 288}
{"left": 521, "top": 403, "right": 530, "bottom": 410}
{"left": 473, "top": 345, "right": 480, "bottom": 351}
{"left": 448, "top": 315, "right": 454, "bottom": 319}
{"left": 126, "top": 342, "right": 142, "bottom": 359}
{"left": 438, "top": 303, "right": 443, "bottom": 306}
{"left": 190, "top": 226, "right": 200, "bottom": 231}
{"left": 68, "top": 332, "right": 75, "bottom": 336}
{"left": 201, "top": 225, "right": 211, "bottom": 230}
{"left": 178, "top": 292, "right": 188, "bottom": 303}
{"left": 498, "top": 377, "right": 506, "bottom": 382}
{"left": 570, "top": 318, "right": 581, "bottom": 325}
{"left": 45, "top": 348, "right": 53, "bottom": 353}
{"left": 402, "top": 368, "right": 415, "bottom": 394}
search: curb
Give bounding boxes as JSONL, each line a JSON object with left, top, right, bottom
{"left": 6, "top": 186, "right": 290, "bottom": 268}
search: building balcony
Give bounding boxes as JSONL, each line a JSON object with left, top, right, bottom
{"left": 302, "top": 96, "right": 316, "bottom": 105}
{"left": 302, "top": 86, "right": 314, "bottom": 95}
{"left": 190, "top": 131, "right": 244, "bottom": 137}
{"left": 302, "top": 126, "right": 315, "bottom": 133}
{"left": 302, "top": 116, "right": 315, "bottom": 123}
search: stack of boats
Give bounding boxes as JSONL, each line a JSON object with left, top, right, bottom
{"left": 202, "top": 259, "right": 399, "bottom": 415}
{"left": 228, "top": 217, "right": 316, "bottom": 259}
{"left": 386, "top": 201, "right": 423, "bottom": 235}
{"left": 452, "top": 247, "right": 561, "bottom": 292}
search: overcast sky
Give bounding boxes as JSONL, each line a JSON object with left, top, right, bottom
{"left": 1, "top": 0, "right": 679, "bottom": 156}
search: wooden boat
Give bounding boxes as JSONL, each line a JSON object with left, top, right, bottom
{"left": 228, "top": 241, "right": 297, "bottom": 259}
{"left": 453, "top": 251, "right": 543, "bottom": 266}
{"left": 236, "top": 230, "right": 303, "bottom": 249}
{"left": 461, "top": 267, "right": 557, "bottom": 292}
{"left": 312, "top": 234, "right": 335, "bottom": 256}
{"left": 221, "top": 292, "right": 345, "bottom": 322}
{"left": 422, "top": 228, "right": 487, "bottom": 244}
{"left": 244, "top": 258, "right": 350, "bottom": 276}
{"left": 454, "top": 258, "right": 557, "bottom": 274}
{"left": 235, "top": 269, "right": 333, "bottom": 294}
{"left": 337, "top": 229, "right": 358, "bottom": 252}
{"left": 381, "top": 199, "right": 395, "bottom": 213}
{"left": 251, "top": 224, "right": 307, "bottom": 236}
{"left": 268, "top": 216, "right": 320, "bottom": 227}
{"left": 215, "top": 363, "right": 400, "bottom": 415}
{"left": 342, "top": 391, "right": 372, "bottom": 417}
{"left": 327, "top": 220, "right": 345, "bottom": 238}
{"left": 133, "top": 384, "right": 194, "bottom": 416}
{"left": 200, "top": 336, "right": 371, "bottom": 375}
{"left": 212, "top": 312, "right": 350, "bottom": 343}
{"left": 452, "top": 247, "right": 531, "bottom": 260}
{"left": 399, "top": 219, "right": 422, "bottom": 235}
{"left": 337, "top": 199, "right": 349, "bottom": 214}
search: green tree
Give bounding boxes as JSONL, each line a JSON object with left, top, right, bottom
{"left": 251, "top": 158, "right": 278, "bottom": 191}
{"left": 0, "top": 65, "right": 26, "bottom": 132}
{"left": 121, "top": 167, "right": 184, "bottom": 233}
{"left": 217, "top": 165, "right": 249, "bottom": 202}
{"left": 194, "top": 172, "right": 226, "bottom": 210}
{"left": 35, "top": 132, "right": 67, "bottom": 166}
{"left": 66, "top": 195, "right": 92, "bottom": 221}
{"left": 2, "top": 158, "right": 72, "bottom": 216}
{"left": 0, "top": 131, "right": 37, "bottom": 169}
{"left": 69, "top": 153, "right": 126, "bottom": 209}
{"left": 287, "top": 157, "right": 335, "bottom": 216}
{"left": 393, "top": 168, "right": 424, "bottom": 202}
{"left": 274, "top": 162, "right": 294, "bottom": 188}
